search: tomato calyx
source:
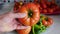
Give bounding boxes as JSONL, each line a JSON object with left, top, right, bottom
{"left": 28, "top": 9, "right": 33, "bottom": 18}
{"left": 45, "top": 17, "right": 48, "bottom": 21}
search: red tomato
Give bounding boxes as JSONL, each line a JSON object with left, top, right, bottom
{"left": 40, "top": 0, "right": 45, "bottom": 4}
{"left": 43, "top": 9, "right": 47, "bottom": 13}
{"left": 17, "top": 26, "right": 31, "bottom": 34}
{"left": 14, "top": 2, "right": 20, "bottom": 12}
{"left": 41, "top": 3, "right": 47, "bottom": 9}
{"left": 14, "top": 2, "right": 23, "bottom": 12}
{"left": 51, "top": 0, "right": 55, "bottom": 4}
{"left": 42, "top": 17, "right": 53, "bottom": 26}
{"left": 47, "top": 8, "right": 54, "bottom": 13}
{"left": 35, "top": 3, "right": 40, "bottom": 8}
{"left": 17, "top": 3, "right": 40, "bottom": 26}
{"left": 46, "top": 2, "right": 51, "bottom": 6}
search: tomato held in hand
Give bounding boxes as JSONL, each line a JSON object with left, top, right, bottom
{"left": 18, "top": 3, "right": 40, "bottom": 26}
{"left": 35, "top": 3, "right": 40, "bottom": 8}
{"left": 42, "top": 17, "right": 53, "bottom": 27}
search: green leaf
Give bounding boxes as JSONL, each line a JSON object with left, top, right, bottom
{"left": 34, "top": 25, "right": 40, "bottom": 29}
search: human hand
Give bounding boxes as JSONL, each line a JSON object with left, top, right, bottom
{"left": 0, "top": 11, "right": 29, "bottom": 32}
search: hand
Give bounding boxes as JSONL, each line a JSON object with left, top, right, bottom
{"left": 0, "top": 12, "right": 29, "bottom": 32}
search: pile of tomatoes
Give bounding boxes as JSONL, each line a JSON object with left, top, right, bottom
{"left": 34, "top": 0, "right": 60, "bottom": 14}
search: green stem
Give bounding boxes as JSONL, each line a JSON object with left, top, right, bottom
{"left": 32, "top": 26, "right": 35, "bottom": 34}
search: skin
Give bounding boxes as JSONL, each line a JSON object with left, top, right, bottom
{"left": 0, "top": 11, "right": 30, "bottom": 32}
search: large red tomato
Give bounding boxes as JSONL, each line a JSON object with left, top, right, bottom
{"left": 17, "top": 3, "right": 40, "bottom": 26}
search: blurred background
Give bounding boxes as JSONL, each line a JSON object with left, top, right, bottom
{"left": 0, "top": 0, "right": 60, "bottom": 14}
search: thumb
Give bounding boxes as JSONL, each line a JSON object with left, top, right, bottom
{"left": 8, "top": 8, "right": 26, "bottom": 18}
{"left": 16, "top": 26, "right": 30, "bottom": 30}
{"left": 8, "top": 12, "right": 26, "bottom": 18}
{"left": 6, "top": 9, "right": 26, "bottom": 18}
{"left": 12, "top": 13, "right": 26, "bottom": 18}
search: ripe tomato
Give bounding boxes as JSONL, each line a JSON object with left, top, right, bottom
{"left": 17, "top": 3, "right": 40, "bottom": 26}
{"left": 17, "top": 26, "right": 31, "bottom": 34}
{"left": 35, "top": 3, "right": 40, "bottom": 8}
{"left": 42, "top": 9, "right": 47, "bottom": 13}
{"left": 51, "top": 0, "right": 55, "bottom": 4}
{"left": 41, "top": 3, "right": 47, "bottom": 9}
{"left": 14, "top": 2, "right": 23, "bottom": 12}
{"left": 42, "top": 17, "right": 53, "bottom": 26}
{"left": 40, "top": 0, "right": 45, "bottom": 4}
{"left": 14, "top": 2, "right": 20, "bottom": 12}
{"left": 47, "top": 8, "right": 53, "bottom": 13}
{"left": 46, "top": 2, "right": 51, "bottom": 6}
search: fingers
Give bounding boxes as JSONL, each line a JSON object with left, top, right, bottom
{"left": 10, "top": 9, "right": 26, "bottom": 18}
{"left": 12, "top": 20, "right": 30, "bottom": 30}
{"left": 13, "top": 13, "right": 26, "bottom": 18}
{"left": 16, "top": 26, "right": 30, "bottom": 30}
{"left": 2, "top": 9, "right": 26, "bottom": 18}
{"left": 15, "top": 21, "right": 29, "bottom": 30}
{"left": 8, "top": 12, "right": 26, "bottom": 18}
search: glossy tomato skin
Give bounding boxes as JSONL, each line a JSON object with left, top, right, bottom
{"left": 18, "top": 3, "right": 40, "bottom": 26}
{"left": 17, "top": 26, "right": 31, "bottom": 34}
{"left": 42, "top": 17, "right": 53, "bottom": 26}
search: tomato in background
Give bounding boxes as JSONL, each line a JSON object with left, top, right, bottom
{"left": 47, "top": 8, "right": 54, "bottom": 13}
{"left": 42, "top": 9, "right": 47, "bottom": 13}
{"left": 42, "top": 17, "right": 53, "bottom": 27}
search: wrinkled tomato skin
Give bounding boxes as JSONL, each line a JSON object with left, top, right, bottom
{"left": 18, "top": 3, "right": 40, "bottom": 26}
